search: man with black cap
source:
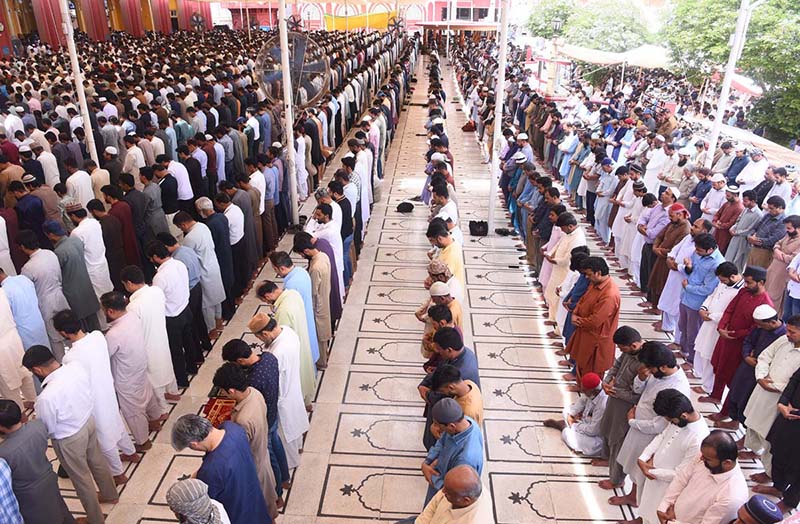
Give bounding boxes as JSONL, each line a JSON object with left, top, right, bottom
{"left": 421, "top": 397, "right": 484, "bottom": 505}
{"left": 730, "top": 495, "right": 784, "bottom": 524}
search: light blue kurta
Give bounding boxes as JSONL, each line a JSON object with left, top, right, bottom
{"left": 283, "top": 267, "right": 320, "bottom": 363}
{"left": 1, "top": 274, "right": 50, "bottom": 350}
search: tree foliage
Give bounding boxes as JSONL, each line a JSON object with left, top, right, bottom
{"left": 526, "top": 0, "right": 577, "bottom": 40}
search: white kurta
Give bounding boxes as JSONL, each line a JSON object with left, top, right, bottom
{"left": 127, "top": 285, "right": 176, "bottom": 390}
{"left": 0, "top": 216, "right": 16, "bottom": 276}
{"left": 743, "top": 337, "right": 800, "bottom": 437}
{"left": 643, "top": 148, "right": 667, "bottom": 194}
{"left": 611, "top": 179, "right": 635, "bottom": 241}
{"left": 638, "top": 419, "right": 710, "bottom": 524}
{"left": 268, "top": 326, "right": 310, "bottom": 469}
{"left": 63, "top": 330, "right": 135, "bottom": 474}
{"left": 20, "top": 249, "right": 69, "bottom": 354}
{"left": 656, "top": 235, "right": 696, "bottom": 318}
{"left": 561, "top": 390, "right": 608, "bottom": 457}
{"left": 618, "top": 196, "right": 645, "bottom": 267}
{"left": 65, "top": 171, "right": 94, "bottom": 208}
{"left": 0, "top": 289, "right": 31, "bottom": 392}
{"left": 70, "top": 218, "right": 113, "bottom": 299}
{"left": 312, "top": 221, "right": 345, "bottom": 301}
{"left": 694, "top": 280, "right": 744, "bottom": 363}
{"left": 182, "top": 222, "right": 226, "bottom": 310}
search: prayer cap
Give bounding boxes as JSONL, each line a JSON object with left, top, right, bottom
{"left": 632, "top": 181, "right": 646, "bottom": 191}
{"left": 517, "top": 132, "right": 529, "bottom": 140}
{"left": 743, "top": 265, "right": 768, "bottom": 282}
{"left": 669, "top": 203, "right": 688, "bottom": 215}
{"left": 654, "top": 134, "right": 666, "bottom": 142}
{"left": 678, "top": 147, "right": 693, "bottom": 156}
{"left": 735, "top": 142, "right": 748, "bottom": 152}
{"left": 99, "top": 97, "right": 107, "bottom": 102}
{"left": 753, "top": 304, "right": 777, "bottom": 321}
{"left": 21, "top": 174, "right": 36, "bottom": 184}
{"left": 750, "top": 147, "right": 764, "bottom": 156}
{"left": 630, "top": 164, "right": 644, "bottom": 174}
{"left": 432, "top": 397, "right": 463, "bottom": 424}
{"left": 18, "top": 145, "right": 31, "bottom": 153}
{"left": 581, "top": 372, "right": 602, "bottom": 390}
{"left": 14, "top": 106, "right": 24, "bottom": 113}
{"left": 42, "top": 219, "right": 66, "bottom": 236}
{"left": 668, "top": 186, "right": 681, "bottom": 199}
{"left": 65, "top": 202, "right": 83, "bottom": 213}
{"left": 428, "top": 260, "right": 452, "bottom": 278}
{"left": 429, "top": 281, "right": 450, "bottom": 297}
{"left": 314, "top": 187, "right": 330, "bottom": 199}
{"left": 725, "top": 184, "right": 741, "bottom": 193}
{"left": 743, "top": 495, "right": 783, "bottom": 524}
{"left": 710, "top": 173, "right": 726, "bottom": 183}
{"left": 600, "top": 158, "right": 613, "bottom": 166}
{"left": 247, "top": 312, "right": 271, "bottom": 332}
{"left": 431, "top": 117, "right": 445, "bottom": 125}
{"left": 431, "top": 153, "right": 447, "bottom": 163}
{"left": 271, "top": 142, "right": 283, "bottom": 148}
{"left": 166, "top": 479, "right": 219, "bottom": 524}
{"left": 360, "top": 116, "right": 372, "bottom": 123}
{"left": 105, "top": 146, "right": 118, "bottom": 155}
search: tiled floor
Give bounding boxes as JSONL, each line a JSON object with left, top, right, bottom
{"left": 42, "top": 58, "right": 765, "bottom": 524}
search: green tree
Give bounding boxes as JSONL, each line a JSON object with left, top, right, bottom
{"left": 561, "top": 0, "right": 653, "bottom": 53}
{"left": 526, "top": 0, "right": 576, "bottom": 39}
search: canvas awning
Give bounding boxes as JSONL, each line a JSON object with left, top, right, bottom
{"left": 416, "top": 21, "right": 500, "bottom": 32}
{"left": 556, "top": 43, "right": 671, "bottom": 70}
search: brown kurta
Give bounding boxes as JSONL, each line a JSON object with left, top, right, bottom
{"left": 712, "top": 200, "right": 744, "bottom": 255}
{"left": 308, "top": 251, "right": 332, "bottom": 342}
{"left": 766, "top": 235, "right": 800, "bottom": 313}
{"left": 608, "top": 178, "right": 629, "bottom": 228}
{"left": 566, "top": 277, "right": 621, "bottom": 377}
{"left": 647, "top": 220, "right": 690, "bottom": 305}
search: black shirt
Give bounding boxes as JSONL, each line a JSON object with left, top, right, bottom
{"left": 335, "top": 196, "right": 354, "bottom": 239}
{"left": 158, "top": 174, "right": 179, "bottom": 214}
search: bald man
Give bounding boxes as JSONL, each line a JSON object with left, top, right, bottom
{"left": 397, "top": 464, "right": 493, "bottom": 523}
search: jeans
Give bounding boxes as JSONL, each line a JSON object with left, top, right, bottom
{"left": 783, "top": 292, "right": 800, "bottom": 322}
{"left": 268, "top": 422, "right": 289, "bottom": 497}
{"left": 342, "top": 234, "right": 354, "bottom": 288}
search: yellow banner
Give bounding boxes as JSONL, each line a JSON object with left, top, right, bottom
{"left": 324, "top": 11, "right": 396, "bottom": 31}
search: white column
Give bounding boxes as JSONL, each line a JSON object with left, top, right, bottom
{"left": 487, "top": 0, "right": 509, "bottom": 233}
{"left": 705, "top": 0, "right": 751, "bottom": 168}
{"left": 445, "top": 0, "right": 454, "bottom": 58}
{"left": 58, "top": 0, "right": 98, "bottom": 164}
{"left": 278, "top": 0, "right": 299, "bottom": 223}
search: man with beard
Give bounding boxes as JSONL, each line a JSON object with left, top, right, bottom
{"left": 764, "top": 215, "right": 800, "bottom": 314}
{"left": 656, "top": 431, "right": 748, "bottom": 524}
{"left": 702, "top": 266, "right": 773, "bottom": 406}
{"left": 645, "top": 204, "right": 690, "bottom": 315}
{"left": 291, "top": 235, "right": 332, "bottom": 368}
{"left": 725, "top": 190, "right": 763, "bottom": 270}
{"left": 712, "top": 185, "right": 745, "bottom": 255}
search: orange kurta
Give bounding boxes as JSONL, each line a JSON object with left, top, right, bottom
{"left": 566, "top": 276, "right": 622, "bottom": 377}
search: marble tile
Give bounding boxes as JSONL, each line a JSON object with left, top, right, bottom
{"left": 375, "top": 246, "right": 433, "bottom": 265}
{"left": 350, "top": 337, "right": 425, "bottom": 367}
{"left": 378, "top": 230, "right": 433, "bottom": 247}
{"left": 357, "top": 309, "right": 425, "bottom": 334}
{"left": 332, "top": 412, "right": 427, "bottom": 458}
{"left": 467, "top": 288, "right": 541, "bottom": 310}
{"left": 366, "top": 285, "right": 430, "bottom": 307}
{"left": 481, "top": 376, "right": 572, "bottom": 413}
{"left": 380, "top": 217, "right": 431, "bottom": 231}
{"left": 369, "top": 264, "right": 430, "bottom": 284}
{"left": 343, "top": 370, "right": 426, "bottom": 407}
{"left": 471, "top": 312, "right": 551, "bottom": 338}
{"left": 474, "top": 341, "right": 559, "bottom": 371}
{"left": 466, "top": 267, "right": 533, "bottom": 287}
{"left": 463, "top": 248, "right": 528, "bottom": 268}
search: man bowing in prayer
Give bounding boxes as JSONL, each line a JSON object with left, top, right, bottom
{"left": 292, "top": 235, "right": 333, "bottom": 368}
{"left": 256, "top": 280, "right": 317, "bottom": 410}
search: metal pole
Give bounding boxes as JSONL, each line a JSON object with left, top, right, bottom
{"left": 704, "top": 0, "right": 752, "bottom": 168}
{"left": 620, "top": 61, "right": 626, "bottom": 91}
{"left": 58, "top": 0, "right": 98, "bottom": 164}
{"left": 445, "top": 0, "right": 453, "bottom": 58}
{"left": 345, "top": 0, "right": 349, "bottom": 39}
{"left": 246, "top": 2, "right": 251, "bottom": 42}
{"left": 269, "top": 1, "right": 274, "bottom": 28}
{"left": 487, "top": 0, "right": 509, "bottom": 233}
{"left": 278, "top": 0, "right": 299, "bottom": 223}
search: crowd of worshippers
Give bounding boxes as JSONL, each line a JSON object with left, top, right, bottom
{"left": 0, "top": 29, "right": 418, "bottom": 524}
{"left": 456, "top": 41, "right": 800, "bottom": 524}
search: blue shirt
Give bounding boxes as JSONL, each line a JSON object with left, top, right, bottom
{"left": 0, "top": 458, "right": 22, "bottom": 524}
{"left": 282, "top": 267, "right": 320, "bottom": 363}
{"left": 172, "top": 245, "right": 202, "bottom": 289}
{"left": 725, "top": 155, "right": 750, "bottom": 184}
{"left": 680, "top": 249, "right": 725, "bottom": 310}
{"left": 197, "top": 421, "right": 271, "bottom": 524}
{"left": 425, "top": 417, "right": 484, "bottom": 490}
{"left": 1, "top": 274, "right": 49, "bottom": 350}
{"left": 248, "top": 352, "right": 280, "bottom": 428}
{"left": 420, "top": 347, "right": 480, "bottom": 390}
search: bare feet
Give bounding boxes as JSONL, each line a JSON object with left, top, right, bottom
{"left": 562, "top": 373, "right": 576, "bottom": 381}
{"left": 76, "top": 518, "right": 90, "bottom": 524}
{"left": 97, "top": 492, "right": 119, "bottom": 504}
{"left": 608, "top": 493, "right": 638, "bottom": 507}
{"left": 135, "top": 440, "right": 153, "bottom": 452}
{"left": 617, "top": 518, "right": 643, "bottom": 524}
{"left": 714, "top": 420, "right": 740, "bottom": 430}
{"left": 148, "top": 420, "right": 163, "bottom": 432}
{"left": 706, "top": 412, "right": 726, "bottom": 422}
{"left": 276, "top": 496, "right": 285, "bottom": 509}
{"left": 752, "top": 485, "right": 782, "bottom": 497}
{"left": 738, "top": 450, "right": 759, "bottom": 461}
{"left": 23, "top": 400, "right": 34, "bottom": 410}
{"left": 119, "top": 453, "right": 141, "bottom": 463}
{"left": 692, "top": 386, "right": 708, "bottom": 395}
{"left": 566, "top": 384, "right": 581, "bottom": 393}
{"left": 591, "top": 458, "right": 610, "bottom": 467}
{"left": 698, "top": 395, "right": 721, "bottom": 404}
{"left": 305, "top": 404, "right": 314, "bottom": 413}
{"left": 113, "top": 474, "right": 129, "bottom": 485}
{"left": 558, "top": 360, "right": 572, "bottom": 367}
{"left": 750, "top": 472, "right": 772, "bottom": 484}
{"left": 282, "top": 480, "right": 293, "bottom": 489}
{"left": 165, "top": 392, "right": 182, "bottom": 401}
{"left": 542, "top": 419, "right": 567, "bottom": 431}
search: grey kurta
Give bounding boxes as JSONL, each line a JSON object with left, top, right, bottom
{"left": 231, "top": 188, "right": 259, "bottom": 269}
{"left": 53, "top": 236, "right": 100, "bottom": 320}
{"left": 20, "top": 249, "right": 70, "bottom": 354}
{"left": 599, "top": 352, "right": 643, "bottom": 483}
{"left": 182, "top": 222, "right": 226, "bottom": 310}
{"left": 0, "top": 419, "right": 74, "bottom": 524}
{"left": 725, "top": 206, "right": 763, "bottom": 270}
{"left": 142, "top": 181, "right": 170, "bottom": 236}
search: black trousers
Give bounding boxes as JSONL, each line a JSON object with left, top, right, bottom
{"left": 189, "top": 284, "right": 211, "bottom": 352}
{"left": 772, "top": 460, "right": 800, "bottom": 509}
{"left": 640, "top": 243, "right": 655, "bottom": 295}
{"left": 585, "top": 191, "right": 597, "bottom": 226}
{"left": 231, "top": 239, "right": 248, "bottom": 299}
{"left": 165, "top": 306, "right": 196, "bottom": 388}
{"left": 354, "top": 200, "right": 364, "bottom": 254}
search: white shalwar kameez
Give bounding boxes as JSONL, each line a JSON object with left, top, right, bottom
{"left": 127, "top": 284, "right": 177, "bottom": 413}
{"left": 637, "top": 419, "right": 710, "bottom": 524}
{"left": 656, "top": 235, "right": 695, "bottom": 336}
{"left": 63, "top": 330, "right": 136, "bottom": 475}
{"left": 70, "top": 218, "right": 114, "bottom": 300}
{"left": 268, "top": 326, "right": 310, "bottom": 470}
{"left": 561, "top": 390, "right": 608, "bottom": 457}
{"left": 183, "top": 222, "right": 226, "bottom": 330}
{"left": 693, "top": 280, "right": 744, "bottom": 393}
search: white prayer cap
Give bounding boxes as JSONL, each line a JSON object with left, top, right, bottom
{"left": 271, "top": 141, "right": 283, "bottom": 148}
{"left": 18, "top": 145, "right": 31, "bottom": 153}
{"left": 753, "top": 304, "right": 777, "bottom": 320}
{"left": 105, "top": 146, "right": 118, "bottom": 155}
{"left": 678, "top": 146, "right": 693, "bottom": 156}
{"left": 669, "top": 186, "right": 681, "bottom": 199}
{"left": 429, "top": 281, "right": 450, "bottom": 297}
{"left": 360, "top": 116, "right": 372, "bottom": 122}
{"left": 204, "top": 134, "right": 213, "bottom": 141}
{"left": 735, "top": 142, "right": 748, "bottom": 151}
{"left": 431, "top": 117, "right": 445, "bottom": 125}
{"left": 654, "top": 134, "right": 666, "bottom": 142}
{"left": 135, "top": 86, "right": 143, "bottom": 91}
{"left": 431, "top": 152, "right": 447, "bottom": 163}
{"left": 223, "top": 88, "right": 231, "bottom": 93}
{"left": 343, "top": 152, "right": 355, "bottom": 159}
{"left": 517, "top": 132, "right": 529, "bottom": 140}
{"left": 710, "top": 173, "right": 726, "bottom": 183}
{"left": 99, "top": 97, "right": 107, "bottom": 102}
{"left": 14, "top": 106, "right": 24, "bottom": 113}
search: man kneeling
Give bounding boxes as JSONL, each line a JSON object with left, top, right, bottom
{"left": 543, "top": 372, "right": 608, "bottom": 457}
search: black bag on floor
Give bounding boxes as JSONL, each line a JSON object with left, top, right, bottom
{"left": 469, "top": 220, "right": 488, "bottom": 236}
